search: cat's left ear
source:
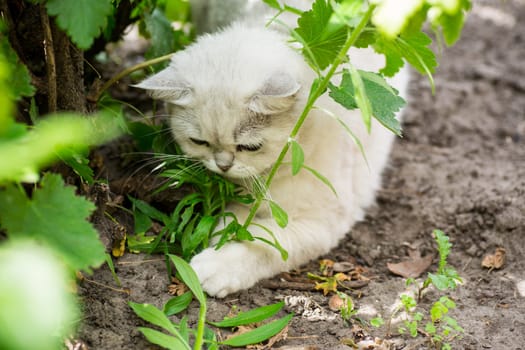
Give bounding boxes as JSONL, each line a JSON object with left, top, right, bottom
{"left": 133, "top": 71, "right": 193, "bottom": 106}
{"left": 249, "top": 73, "right": 301, "bottom": 115}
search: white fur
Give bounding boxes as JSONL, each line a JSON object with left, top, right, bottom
{"left": 136, "top": 12, "right": 409, "bottom": 297}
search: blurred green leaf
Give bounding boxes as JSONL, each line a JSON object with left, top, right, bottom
{"left": 46, "top": 0, "right": 113, "bottom": 49}
{"left": 0, "top": 36, "right": 35, "bottom": 100}
{"left": 0, "top": 173, "right": 105, "bottom": 273}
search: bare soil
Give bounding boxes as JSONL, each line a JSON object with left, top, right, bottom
{"left": 77, "top": 2, "right": 525, "bottom": 349}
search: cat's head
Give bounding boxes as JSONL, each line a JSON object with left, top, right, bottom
{"left": 135, "top": 25, "right": 307, "bottom": 180}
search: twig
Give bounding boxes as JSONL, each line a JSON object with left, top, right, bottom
{"left": 40, "top": 4, "right": 57, "bottom": 112}
{"left": 88, "top": 53, "right": 174, "bottom": 102}
{"left": 77, "top": 272, "right": 131, "bottom": 295}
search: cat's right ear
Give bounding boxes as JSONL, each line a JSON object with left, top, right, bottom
{"left": 133, "top": 72, "right": 193, "bottom": 106}
{"left": 248, "top": 73, "right": 301, "bottom": 115}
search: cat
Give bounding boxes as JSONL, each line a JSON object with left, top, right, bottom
{"left": 135, "top": 5, "right": 410, "bottom": 298}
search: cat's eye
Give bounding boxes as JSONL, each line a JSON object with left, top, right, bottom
{"left": 236, "top": 143, "right": 262, "bottom": 152}
{"left": 189, "top": 138, "right": 210, "bottom": 147}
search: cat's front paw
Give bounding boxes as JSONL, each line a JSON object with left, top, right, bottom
{"left": 190, "top": 243, "right": 272, "bottom": 298}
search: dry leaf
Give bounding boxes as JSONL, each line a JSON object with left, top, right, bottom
{"left": 333, "top": 261, "right": 356, "bottom": 272}
{"left": 387, "top": 254, "right": 433, "bottom": 278}
{"left": 481, "top": 247, "right": 506, "bottom": 270}
{"left": 319, "top": 259, "right": 334, "bottom": 276}
{"left": 168, "top": 276, "right": 188, "bottom": 296}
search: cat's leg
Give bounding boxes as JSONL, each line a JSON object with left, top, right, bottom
{"left": 190, "top": 216, "right": 345, "bottom": 297}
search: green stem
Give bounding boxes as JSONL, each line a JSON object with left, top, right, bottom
{"left": 242, "top": 5, "right": 375, "bottom": 229}
{"left": 193, "top": 302, "right": 207, "bottom": 350}
{"left": 90, "top": 53, "right": 174, "bottom": 102}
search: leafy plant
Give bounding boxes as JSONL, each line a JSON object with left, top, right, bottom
{"left": 130, "top": 255, "right": 292, "bottom": 350}
{"left": 241, "top": 0, "right": 471, "bottom": 235}
{"left": 375, "top": 230, "right": 464, "bottom": 349}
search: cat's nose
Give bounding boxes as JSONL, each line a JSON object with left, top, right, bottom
{"left": 217, "top": 163, "right": 232, "bottom": 172}
{"left": 214, "top": 151, "right": 234, "bottom": 173}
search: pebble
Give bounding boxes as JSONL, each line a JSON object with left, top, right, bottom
{"left": 517, "top": 280, "right": 525, "bottom": 297}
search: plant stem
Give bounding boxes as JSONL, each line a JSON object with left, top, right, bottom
{"left": 193, "top": 302, "right": 207, "bottom": 350}
{"left": 242, "top": 5, "right": 375, "bottom": 229}
{"left": 90, "top": 53, "right": 174, "bottom": 102}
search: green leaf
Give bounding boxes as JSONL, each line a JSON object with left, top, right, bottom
{"left": 182, "top": 215, "right": 215, "bottom": 257}
{"left": 220, "top": 313, "right": 293, "bottom": 347}
{"left": 375, "top": 31, "right": 437, "bottom": 82}
{"left": 303, "top": 165, "right": 337, "bottom": 196}
{"left": 130, "top": 302, "right": 179, "bottom": 335}
{"left": 294, "top": 0, "right": 347, "bottom": 70}
{"left": 0, "top": 173, "right": 105, "bottom": 273}
{"left": 163, "top": 292, "right": 193, "bottom": 316}
{"left": 209, "top": 302, "right": 284, "bottom": 328}
{"left": 269, "top": 200, "right": 288, "bottom": 228}
{"left": 0, "top": 113, "right": 121, "bottom": 183}
{"left": 60, "top": 152, "right": 94, "bottom": 184}
{"left": 46, "top": 0, "right": 113, "bottom": 49}
{"left": 425, "top": 322, "right": 437, "bottom": 334}
{"left": 433, "top": 229, "right": 451, "bottom": 271}
{"left": 290, "top": 140, "right": 304, "bottom": 175}
{"left": 168, "top": 255, "right": 206, "bottom": 305}
{"left": 328, "top": 69, "right": 405, "bottom": 136}
{"left": 370, "top": 317, "right": 385, "bottom": 328}
{"left": 144, "top": 9, "right": 176, "bottom": 62}
{"left": 263, "top": 0, "right": 282, "bottom": 10}
{"left": 138, "top": 327, "right": 190, "bottom": 350}
{"left": 0, "top": 36, "right": 35, "bottom": 100}
{"left": 129, "top": 197, "right": 170, "bottom": 225}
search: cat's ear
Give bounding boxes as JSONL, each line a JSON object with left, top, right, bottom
{"left": 133, "top": 71, "right": 193, "bottom": 106}
{"left": 248, "top": 73, "right": 301, "bottom": 114}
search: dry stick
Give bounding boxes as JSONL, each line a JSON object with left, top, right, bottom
{"left": 90, "top": 53, "right": 174, "bottom": 102}
{"left": 40, "top": 4, "right": 57, "bottom": 113}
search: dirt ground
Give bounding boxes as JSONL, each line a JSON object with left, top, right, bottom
{"left": 77, "top": 1, "right": 525, "bottom": 349}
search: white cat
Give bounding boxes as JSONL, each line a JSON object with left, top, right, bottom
{"left": 136, "top": 7, "right": 409, "bottom": 297}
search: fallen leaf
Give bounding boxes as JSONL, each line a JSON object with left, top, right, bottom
{"left": 333, "top": 261, "right": 356, "bottom": 272}
{"left": 319, "top": 259, "right": 334, "bottom": 276}
{"left": 168, "top": 276, "right": 188, "bottom": 296}
{"left": 481, "top": 247, "right": 506, "bottom": 270}
{"left": 387, "top": 254, "right": 433, "bottom": 278}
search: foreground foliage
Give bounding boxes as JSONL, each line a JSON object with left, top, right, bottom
{"left": 0, "top": 0, "right": 470, "bottom": 349}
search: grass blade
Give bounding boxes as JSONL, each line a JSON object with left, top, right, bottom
{"left": 129, "top": 302, "right": 179, "bottom": 335}
{"left": 208, "top": 301, "right": 284, "bottom": 327}
{"left": 168, "top": 255, "right": 206, "bottom": 305}
{"left": 220, "top": 313, "right": 293, "bottom": 347}
{"left": 138, "top": 327, "right": 190, "bottom": 350}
